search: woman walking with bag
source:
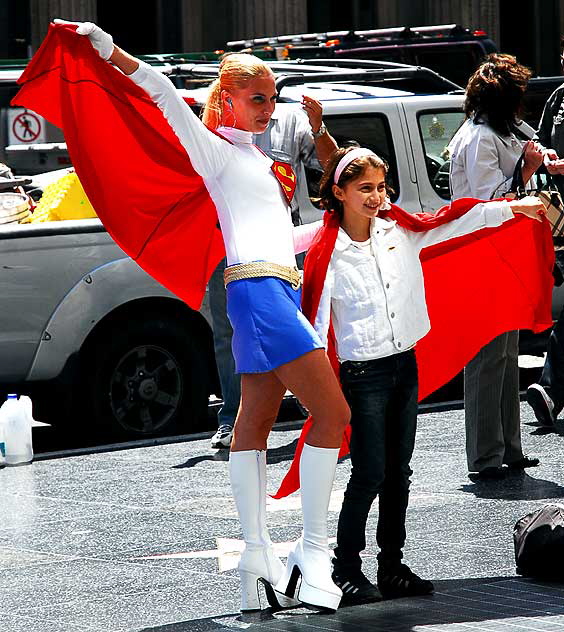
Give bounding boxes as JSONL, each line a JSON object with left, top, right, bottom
{"left": 449, "top": 54, "right": 544, "bottom": 479}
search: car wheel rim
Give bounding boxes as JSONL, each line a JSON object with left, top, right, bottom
{"left": 108, "top": 344, "right": 183, "bottom": 434}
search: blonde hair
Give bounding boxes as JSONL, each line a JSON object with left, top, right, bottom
{"left": 201, "top": 53, "right": 274, "bottom": 129}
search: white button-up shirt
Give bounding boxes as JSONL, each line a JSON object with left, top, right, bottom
{"left": 314, "top": 201, "right": 514, "bottom": 362}
{"left": 448, "top": 118, "right": 528, "bottom": 200}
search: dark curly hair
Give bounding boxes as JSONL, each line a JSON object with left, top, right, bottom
{"left": 318, "top": 147, "right": 389, "bottom": 219}
{"left": 464, "top": 53, "right": 531, "bottom": 136}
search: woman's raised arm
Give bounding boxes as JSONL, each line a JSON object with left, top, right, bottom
{"left": 54, "top": 19, "right": 229, "bottom": 179}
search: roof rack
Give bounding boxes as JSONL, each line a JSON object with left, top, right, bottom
{"left": 272, "top": 67, "right": 462, "bottom": 94}
{"left": 227, "top": 24, "right": 480, "bottom": 50}
{"left": 165, "top": 60, "right": 462, "bottom": 94}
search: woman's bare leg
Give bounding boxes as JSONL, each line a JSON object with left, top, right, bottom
{"left": 274, "top": 349, "right": 351, "bottom": 445}
{"left": 229, "top": 371, "right": 296, "bottom": 610}
{"left": 230, "top": 349, "right": 349, "bottom": 610}
{"left": 231, "top": 371, "right": 287, "bottom": 452}
{"left": 271, "top": 349, "right": 349, "bottom": 610}
{"left": 232, "top": 348, "right": 350, "bottom": 451}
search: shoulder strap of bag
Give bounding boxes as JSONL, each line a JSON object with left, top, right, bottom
{"left": 509, "top": 152, "right": 553, "bottom": 194}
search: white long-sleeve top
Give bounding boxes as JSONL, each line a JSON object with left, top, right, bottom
{"left": 314, "top": 201, "right": 514, "bottom": 362}
{"left": 448, "top": 118, "right": 527, "bottom": 200}
{"left": 129, "top": 62, "right": 321, "bottom": 265}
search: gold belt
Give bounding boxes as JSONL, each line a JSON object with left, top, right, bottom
{"left": 224, "top": 262, "right": 302, "bottom": 290}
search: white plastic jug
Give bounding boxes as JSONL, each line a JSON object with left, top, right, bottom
{"left": 0, "top": 394, "right": 33, "bottom": 465}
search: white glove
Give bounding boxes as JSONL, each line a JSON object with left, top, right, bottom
{"left": 53, "top": 19, "right": 114, "bottom": 60}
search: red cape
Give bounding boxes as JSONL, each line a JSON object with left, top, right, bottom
{"left": 273, "top": 200, "right": 554, "bottom": 498}
{"left": 12, "top": 23, "right": 225, "bottom": 308}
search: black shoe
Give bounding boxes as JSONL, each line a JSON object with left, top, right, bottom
{"left": 507, "top": 456, "right": 540, "bottom": 469}
{"left": 475, "top": 466, "right": 505, "bottom": 480}
{"left": 331, "top": 566, "right": 382, "bottom": 606}
{"left": 527, "top": 384, "right": 556, "bottom": 427}
{"left": 377, "top": 562, "right": 434, "bottom": 599}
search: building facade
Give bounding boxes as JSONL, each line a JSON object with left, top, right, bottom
{"left": 1, "top": 0, "right": 562, "bottom": 76}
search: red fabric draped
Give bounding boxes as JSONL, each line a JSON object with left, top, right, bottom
{"left": 273, "top": 199, "right": 554, "bottom": 498}
{"left": 12, "top": 23, "right": 225, "bottom": 308}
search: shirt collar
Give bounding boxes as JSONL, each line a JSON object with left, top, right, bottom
{"left": 216, "top": 126, "right": 253, "bottom": 144}
{"left": 372, "top": 216, "right": 396, "bottom": 231}
{"left": 334, "top": 216, "right": 396, "bottom": 253}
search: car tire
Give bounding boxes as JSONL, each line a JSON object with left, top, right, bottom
{"left": 84, "top": 314, "right": 210, "bottom": 440}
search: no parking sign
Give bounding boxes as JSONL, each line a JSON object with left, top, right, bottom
{"left": 7, "top": 108, "right": 46, "bottom": 144}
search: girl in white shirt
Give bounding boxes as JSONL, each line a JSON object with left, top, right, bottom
{"left": 314, "top": 146, "right": 544, "bottom": 605}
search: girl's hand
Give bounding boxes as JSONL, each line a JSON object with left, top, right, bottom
{"left": 509, "top": 195, "right": 546, "bottom": 222}
{"left": 301, "top": 95, "right": 323, "bottom": 133}
{"left": 53, "top": 19, "right": 114, "bottom": 60}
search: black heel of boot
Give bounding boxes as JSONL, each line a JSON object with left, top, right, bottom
{"left": 284, "top": 565, "right": 301, "bottom": 598}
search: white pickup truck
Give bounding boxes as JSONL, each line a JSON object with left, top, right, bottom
{"left": 2, "top": 62, "right": 560, "bottom": 439}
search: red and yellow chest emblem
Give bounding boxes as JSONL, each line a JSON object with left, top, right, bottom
{"left": 271, "top": 161, "right": 297, "bottom": 204}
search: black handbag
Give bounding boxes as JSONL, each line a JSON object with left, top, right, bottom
{"left": 514, "top": 504, "right": 564, "bottom": 579}
{"left": 508, "top": 154, "right": 564, "bottom": 244}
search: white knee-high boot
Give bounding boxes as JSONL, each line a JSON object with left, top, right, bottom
{"left": 229, "top": 449, "right": 297, "bottom": 611}
{"left": 275, "top": 444, "right": 342, "bottom": 611}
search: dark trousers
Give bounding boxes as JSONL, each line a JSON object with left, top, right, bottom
{"left": 209, "top": 258, "right": 241, "bottom": 428}
{"left": 539, "top": 251, "right": 564, "bottom": 415}
{"left": 334, "top": 350, "right": 418, "bottom": 572}
{"left": 464, "top": 331, "right": 522, "bottom": 472}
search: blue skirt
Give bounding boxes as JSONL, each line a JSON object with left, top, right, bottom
{"left": 226, "top": 277, "right": 323, "bottom": 374}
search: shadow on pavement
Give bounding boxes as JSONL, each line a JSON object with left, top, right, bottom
{"left": 459, "top": 470, "right": 564, "bottom": 500}
{"left": 136, "top": 575, "right": 564, "bottom": 631}
{"left": 266, "top": 439, "right": 299, "bottom": 464}
{"left": 529, "top": 419, "right": 564, "bottom": 436}
{"left": 173, "top": 451, "right": 230, "bottom": 468}
{"left": 172, "top": 439, "right": 300, "bottom": 469}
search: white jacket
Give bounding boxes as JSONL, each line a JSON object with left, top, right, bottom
{"left": 314, "top": 202, "right": 514, "bottom": 362}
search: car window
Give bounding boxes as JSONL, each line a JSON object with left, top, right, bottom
{"left": 323, "top": 113, "right": 399, "bottom": 201}
{"left": 418, "top": 110, "right": 465, "bottom": 199}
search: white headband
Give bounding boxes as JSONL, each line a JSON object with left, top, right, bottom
{"left": 334, "top": 148, "right": 377, "bottom": 184}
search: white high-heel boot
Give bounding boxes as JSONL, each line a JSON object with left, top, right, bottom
{"left": 229, "top": 449, "right": 297, "bottom": 611}
{"left": 275, "top": 443, "right": 342, "bottom": 611}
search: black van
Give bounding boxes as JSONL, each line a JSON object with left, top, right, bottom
{"left": 228, "top": 24, "right": 497, "bottom": 88}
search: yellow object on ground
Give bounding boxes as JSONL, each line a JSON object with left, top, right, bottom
{"left": 30, "top": 171, "right": 97, "bottom": 223}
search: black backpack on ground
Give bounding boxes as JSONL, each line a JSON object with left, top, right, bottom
{"left": 514, "top": 504, "right": 564, "bottom": 579}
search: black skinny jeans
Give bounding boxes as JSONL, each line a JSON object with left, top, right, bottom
{"left": 334, "top": 350, "right": 418, "bottom": 572}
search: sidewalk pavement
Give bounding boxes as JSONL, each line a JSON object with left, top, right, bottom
{"left": 3, "top": 403, "right": 564, "bottom": 632}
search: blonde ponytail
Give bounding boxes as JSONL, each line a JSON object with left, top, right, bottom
{"left": 202, "top": 78, "right": 222, "bottom": 129}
